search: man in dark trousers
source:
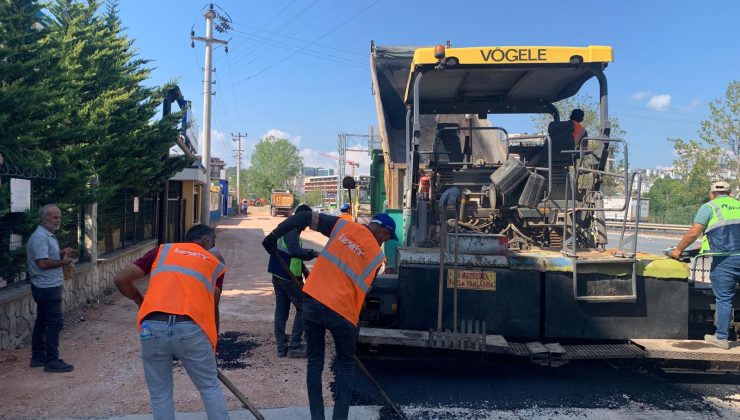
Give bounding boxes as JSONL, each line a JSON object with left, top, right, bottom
{"left": 27, "top": 204, "right": 76, "bottom": 372}
{"left": 114, "top": 224, "right": 229, "bottom": 420}
{"left": 670, "top": 181, "right": 740, "bottom": 350}
{"left": 267, "top": 204, "right": 318, "bottom": 358}
{"left": 263, "top": 211, "right": 396, "bottom": 420}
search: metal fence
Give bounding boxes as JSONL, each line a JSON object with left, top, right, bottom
{"left": 0, "top": 175, "right": 84, "bottom": 287}
{"left": 96, "top": 190, "right": 157, "bottom": 256}
{"left": 0, "top": 182, "right": 157, "bottom": 289}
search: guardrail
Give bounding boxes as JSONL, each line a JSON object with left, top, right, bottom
{"left": 605, "top": 221, "right": 690, "bottom": 234}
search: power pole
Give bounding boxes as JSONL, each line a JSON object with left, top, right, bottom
{"left": 232, "top": 132, "right": 246, "bottom": 210}
{"left": 192, "top": 4, "right": 228, "bottom": 225}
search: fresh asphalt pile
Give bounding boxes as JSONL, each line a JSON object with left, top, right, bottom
{"left": 346, "top": 357, "right": 739, "bottom": 419}
{"left": 216, "top": 331, "right": 260, "bottom": 370}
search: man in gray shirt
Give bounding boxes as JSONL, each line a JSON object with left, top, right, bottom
{"left": 26, "top": 204, "right": 75, "bottom": 372}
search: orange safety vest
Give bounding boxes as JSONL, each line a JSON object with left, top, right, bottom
{"left": 137, "top": 243, "right": 226, "bottom": 350}
{"left": 340, "top": 213, "right": 353, "bottom": 221}
{"left": 572, "top": 121, "right": 586, "bottom": 146}
{"left": 303, "top": 219, "right": 385, "bottom": 326}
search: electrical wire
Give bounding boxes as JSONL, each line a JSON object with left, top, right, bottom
{"left": 229, "top": 1, "right": 317, "bottom": 66}
{"left": 235, "top": 0, "right": 380, "bottom": 84}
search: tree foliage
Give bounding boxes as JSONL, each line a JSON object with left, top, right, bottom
{"left": 649, "top": 80, "right": 739, "bottom": 224}
{"left": 248, "top": 136, "right": 302, "bottom": 199}
{"left": 699, "top": 80, "right": 740, "bottom": 185}
{"left": 0, "top": 0, "right": 192, "bottom": 282}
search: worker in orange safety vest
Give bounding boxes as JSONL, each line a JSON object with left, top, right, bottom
{"left": 339, "top": 203, "right": 353, "bottom": 221}
{"left": 262, "top": 212, "right": 397, "bottom": 420}
{"left": 570, "top": 108, "right": 588, "bottom": 147}
{"left": 114, "top": 224, "right": 229, "bottom": 420}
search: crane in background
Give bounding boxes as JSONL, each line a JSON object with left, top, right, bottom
{"left": 318, "top": 152, "right": 360, "bottom": 178}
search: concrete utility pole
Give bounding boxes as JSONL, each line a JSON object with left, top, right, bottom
{"left": 192, "top": 4, "right": 228, "bottom": 225}
{"left": 232, "top": 132, "right": 246, "bottom": 210}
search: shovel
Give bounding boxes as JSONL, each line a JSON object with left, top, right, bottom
{"left": 217, "top": 370, "right": 265, "bottom": 420}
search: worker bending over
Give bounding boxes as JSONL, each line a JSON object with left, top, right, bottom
{"left": 114, "top": 224, "right": 229, "bottom": 420}
{"left": 670, "top": 181, "right": 740, "bottom": 350}
{"left": 262, "top": 212, "right": 397, "bottom": 420}
{"left": 267, "top": 204, "right": 318, "bottom": 358}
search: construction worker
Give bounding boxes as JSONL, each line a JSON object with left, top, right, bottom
{"left": 570, "top": 108, "right": 588, "bottom": 146}
{"left": 339, "top": 203, "right": 352, "bottom": 221}
{"left": 267, "top": 204, "right": 318, "bottom": 358}
{"left": 113, "top": 224, "right": 229, "bottom": 420}
{"left": 670, "top": 181, "right": 740, "bottom": 350}
{"left": 262, "top": 212, "right": 397, "bottom": 420}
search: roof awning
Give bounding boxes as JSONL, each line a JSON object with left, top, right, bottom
{"left": 404, "top": 46, "right": 613, "bottom": 115}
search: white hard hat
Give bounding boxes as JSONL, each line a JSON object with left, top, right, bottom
{"left": 711, "top": 181, "right": 731, "bottom": 193}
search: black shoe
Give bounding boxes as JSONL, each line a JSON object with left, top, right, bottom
{"left": 276, "top": 349, "right": 288, "bottom": 358}
{"left": 44, "top": 359, "right": 74, "bottom": 373}
{"left": 29, "top": 358, "right": 46, "bottom": 368}
{"left": 288, "top": 344, "right": 307, "bottom": 358}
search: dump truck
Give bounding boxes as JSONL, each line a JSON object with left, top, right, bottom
{"left": 361, "top": 42, "right": 740, "bottom": 366}
{"left": 270, "top": 189, "right": 293, "bottom": 217}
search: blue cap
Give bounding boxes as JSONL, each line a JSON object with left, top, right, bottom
{"left": 340, "top": 203, "right": 350, "bottom": 211}
{"left": 370, "top": 213, "right": 398, "bottom": 241}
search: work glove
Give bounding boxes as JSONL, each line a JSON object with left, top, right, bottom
{"left": 262, "top": 233, "right": 278, "bottom": 254}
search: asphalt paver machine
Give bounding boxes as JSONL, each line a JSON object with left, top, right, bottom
{"left": 362, "top": 43, "right": 740, "bottom": 366}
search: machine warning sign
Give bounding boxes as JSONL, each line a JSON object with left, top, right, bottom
{"left": 446, "top": 269, "right": 496, "bottom": 291}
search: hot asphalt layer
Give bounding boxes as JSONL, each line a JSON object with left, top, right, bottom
{"left": 349, "top": 357, "right": 740, "bottom": 419}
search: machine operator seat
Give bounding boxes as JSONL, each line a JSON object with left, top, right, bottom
{"left": 432, "top": 123, "right": 464, "bottom": 164}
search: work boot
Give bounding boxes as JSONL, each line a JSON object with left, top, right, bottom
{"left": 276, "top": 348, "right": 287, "bottom": 358}
{"left": 288, "top": 344, "right": 307, "bottom": 358}
{"left": 44, "top": 359, "right": 74, "bottom": 373}
{"left": 704, "top": 334, "right": 730, "bottom": 350}
{"left": 29, "top": 358, "right": 46, "bottom": 368}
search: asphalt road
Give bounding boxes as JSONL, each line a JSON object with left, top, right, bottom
{"left": 348, "top": 356, "right": 740, "bottom": 419}
{"left": 606, "top": 231, "right": 692, "bottom": 255}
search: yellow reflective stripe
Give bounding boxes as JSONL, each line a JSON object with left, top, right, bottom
{"left": 151, "top": 265, "right": 214, "bottom": 293}
{"left": 359, "top": 251, "right": 385, "bottom": 280}
{"left": 320, "top": 249, "right": 369, "bottom": 292}
{"left": 329, "top": 219, "right": 348, "bottom": 241}
{"left": 708, "top": 201, "right": 724, "bottom": 222}
{"left": 320, "top": 219, "right": 376, "bottom": 292}
{"left": 153, "top": 243, "right": 219, "bottom": 292}
{"left": 705, "top": 218, "right": 740, "bottom": 233}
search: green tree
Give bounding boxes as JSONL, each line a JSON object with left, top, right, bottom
{"left": 699, "top": 80, "right": 739, "bottom": 186}
{"left": 304, "top": 189, "right": 324, "bottom": 207}
{"left": 645, "top": 178, "right": 698, "bottom": 224}
{"left": 668, "top": 81, "right": 740, "bottom": 204}
{"left": 531, "top": 93, "right": 626, "bottom": 140}
{"left": 0, "top": 0, "right": 64, "bottom": 179}
{"left": 249, "top": 136, "right": 302, "bottom": 199}
{"left": 43, "top": 0, "right": 190, "bottom": 205}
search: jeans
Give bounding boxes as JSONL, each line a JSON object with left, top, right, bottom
{"left": 303, "top": 295, "right": 357, "bottom": 420}
{"left": 272, "top": 275, "right": 304, "bottom": 352}
{"left": 140, "top": 319, "right": 229, "bottom": 420}
{"left": 31, "top": 285, "right": 63, "bottom": 362}
{"left": 710, "top": 255, "right": 740, "bottom": 340}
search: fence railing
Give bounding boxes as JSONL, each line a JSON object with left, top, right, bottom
{"left": 1, "top": 185, "right": 158, "bottom": 289}
{"left": 96, "top": 190, "right": 157, "bottom": 256}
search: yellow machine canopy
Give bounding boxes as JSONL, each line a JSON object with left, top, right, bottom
{"left": 404, "top": 45, "right": 614, "bottom": 115}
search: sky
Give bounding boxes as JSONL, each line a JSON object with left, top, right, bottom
{"left": 115, "top": 0, "right": 740, "bottom": 174}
